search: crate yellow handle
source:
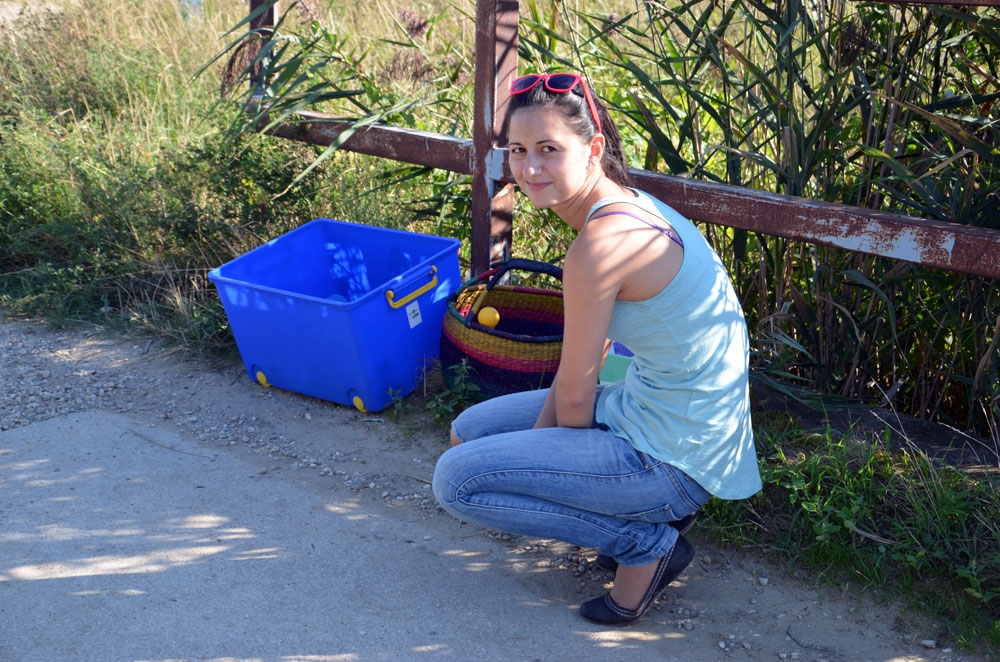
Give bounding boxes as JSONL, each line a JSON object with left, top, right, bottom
{"left": 386, "top": 266, "right": 438, "bottom": 309}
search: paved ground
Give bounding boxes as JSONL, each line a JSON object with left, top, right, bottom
{"left": 2, "top": 411, "right": 593, "bottom": 661}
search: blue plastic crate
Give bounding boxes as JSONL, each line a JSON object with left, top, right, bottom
{"left": 208, "top": 219, "right": 461, "bottom": 412}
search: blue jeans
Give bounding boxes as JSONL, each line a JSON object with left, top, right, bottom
{"left": 432, "top": 388, "right": 712, "bottom": 567}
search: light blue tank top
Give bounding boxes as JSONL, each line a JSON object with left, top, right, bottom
{"left": 591, "top": 190, "right": 761, "bottom": 500}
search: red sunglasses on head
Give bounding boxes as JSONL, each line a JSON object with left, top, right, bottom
{"left": 509, "top": 72, "right": 603, "bottom": 136}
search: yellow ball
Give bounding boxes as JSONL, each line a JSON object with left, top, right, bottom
{"left": 477, "top": 306, "right": 500, "bottom": 328}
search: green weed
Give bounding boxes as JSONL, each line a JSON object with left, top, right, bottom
{"left": 705, "top": 412, "right": 999, "bottom": 650}
{"left": 426, "top": 358, "right": 482, "bottom": 426}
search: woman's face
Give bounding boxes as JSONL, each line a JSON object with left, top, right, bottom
{"left": 506, "top": 106, "right": 598, "bottom": 211}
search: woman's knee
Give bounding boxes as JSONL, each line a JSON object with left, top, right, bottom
{"left": 450, "top": 389, "right": 548, "bottom": 442}
{"left": 432, "top": 446, "right": 463, "bottom": 508}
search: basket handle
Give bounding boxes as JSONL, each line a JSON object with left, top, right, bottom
{"left": 483, "top": 258, "right": 563, "bottom": 291}
{"left": 461, "top": 258, "right": 563, "bottom": 326}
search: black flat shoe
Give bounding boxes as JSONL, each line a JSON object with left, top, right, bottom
{"left": 579, "top": 535, "right": 695, "bottom": 626}
{"left": 595, "top": 511, "right": 699, "bottom": 573}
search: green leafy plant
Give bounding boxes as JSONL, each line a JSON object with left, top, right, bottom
{"left": 705, "top": 413, "right": 999, "bottom": 650}
{"left": 426, "top": 358, "right": 482, "bottom": 426}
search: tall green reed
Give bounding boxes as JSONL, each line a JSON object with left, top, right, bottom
{"left": 209, "top": 0, "right": 474, "bottom": 203}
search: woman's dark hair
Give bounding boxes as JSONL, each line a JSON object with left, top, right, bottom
{"left": 504, "top": 78, "right": 633, "bottom": 187}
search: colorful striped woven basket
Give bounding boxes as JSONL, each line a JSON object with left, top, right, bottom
{"left": 440, "top": 259, "right": 563, "bottom": 399}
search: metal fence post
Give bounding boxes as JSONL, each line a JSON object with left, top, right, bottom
{"left": 469, "top": 0, "right": 519, "bottom": 276}
{"left": 247, "top": 0, "right": 276, "bottom": 97}
{"left": 248, "top": 0, "right": 275, "bottom": 31}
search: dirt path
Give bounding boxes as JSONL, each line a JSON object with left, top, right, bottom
{"left": 0, "top": 318, "right": 991, "bottom": 661}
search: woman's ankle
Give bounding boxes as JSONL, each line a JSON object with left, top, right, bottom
{"left": 608, "top": 559, "right": 659, "bottom": 610}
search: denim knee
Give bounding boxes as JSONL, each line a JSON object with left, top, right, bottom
{"left": 450, "top": 389, "right": 549, "bottom": 442}
{"left": 431, "top": 447, "right": 462, "bottom": 515}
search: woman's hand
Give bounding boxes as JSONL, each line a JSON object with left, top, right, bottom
{"left": 532, "top": 378, "right": 559, "bottom": 429}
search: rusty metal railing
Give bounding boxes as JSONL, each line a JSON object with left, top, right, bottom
{"left": 249, "top": 0, "right": 1000, "bottom": 280}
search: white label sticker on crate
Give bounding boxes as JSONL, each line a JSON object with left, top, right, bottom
{"left": 406, "top": 301, "right": 423, "bottom": 329}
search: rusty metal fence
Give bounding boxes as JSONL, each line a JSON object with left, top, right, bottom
{"left": 249, "top": 0, "right": 1000, "bottom": 280}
